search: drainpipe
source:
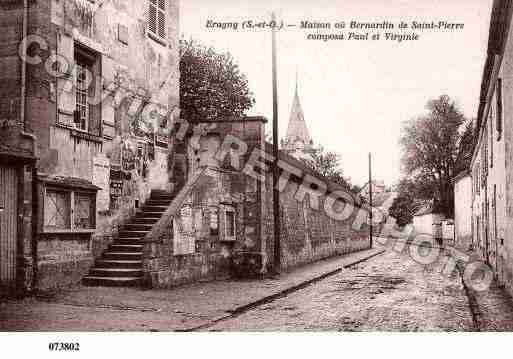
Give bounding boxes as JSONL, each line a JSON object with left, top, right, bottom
{"left": 19, "top": 0, "right": 38, "bottom": 292}
{"left": 20, "top": 0, "right": 28, "bottom": 132}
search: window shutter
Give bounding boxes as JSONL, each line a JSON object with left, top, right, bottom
{"left": 149, "top": 0, "right": 158, "bottom": 35}
{"left": 88, "top": 54, "right": 102, "bottom": 137}
{"left": 497, "top": 78, "right": 503, "bottom": 140}
{"left": 157, "top": 0, "right": 166, "bottom": 39}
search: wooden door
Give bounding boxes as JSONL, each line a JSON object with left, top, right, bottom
{"left": 0, "top": 165, "right": 18, "bottom": 291}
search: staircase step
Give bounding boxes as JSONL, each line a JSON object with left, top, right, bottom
{"left": 136, "top": 212, "right": 166, "bottom": 218}
{"left": 89, "top": 267, "right": 143, "bottom": 278}
{"left": 114, "top": 238, "right": 143, "bottom": 245}
{"left": 151, "top": 190, "right": 173, "bottom": 197}
{"left": 95, "top": 259, "right": 142, "bottom": 269}
{"left": 103, "top": 252, "right": 143, "bottom": 260}
{"left": 132, "top": 217, "right": 160, "bottom": 225}
{"left": 123, "top": 224, "right": 154, "bottom": 232}
{"left": 145, "top": 200, "right": 172, "bottom": 206}
{"left": 82, "top": 276, "right": 142, "bottom": 287}
{"left": 142, "top": 205, "right": 168, "bottom": 212}
{"left": 119, "top": 230, "right": 149, "bottom": 238}
{"left": 110, "top": 244, "right": 144, "bottom": 252}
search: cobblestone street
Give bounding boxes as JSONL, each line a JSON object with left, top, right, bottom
{"left": 204, "top": 247, "right": 474, "bottom": 331}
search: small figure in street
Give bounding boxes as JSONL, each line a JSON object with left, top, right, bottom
{"left": 433, "top": 221, "right": 443, "bottom": 248}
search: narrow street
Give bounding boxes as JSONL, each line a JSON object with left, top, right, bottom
{"left": 204, "top": 248, "right": 474, "bottom": 331}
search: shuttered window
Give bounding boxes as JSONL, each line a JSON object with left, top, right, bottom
{"left": 148, "top": 0, "right": 166, "bottom": 40}
{"left": 497, "top": 78, "right": 503, "bottom": 141}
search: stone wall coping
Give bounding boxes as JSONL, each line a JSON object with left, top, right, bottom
{"left": 143, "top": 168, "right": 207, "bottom": 243}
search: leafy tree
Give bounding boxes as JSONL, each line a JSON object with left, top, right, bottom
{"left": 304, "top": 146, "right": 350, "bottom": 189}
{"left": 399, "top": 95, "right": 474, "bottom": 218}
{"left": 180, "top": 39, "right": 255, "bottom": 122}
{"left": 388, "top": 194, "right": 414, "bottom": 227}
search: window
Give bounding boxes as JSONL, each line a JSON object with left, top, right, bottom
{"left": 148, "top": 0, "right": 166, "bottom": 41}
{"left": 43, "top": 188, "right": 96, "bottom": 232}
{"left": 497, "top": 78, "right": 503, "bottom": 141}
{"left": 44, "top": 190, "right": 71, "bottom": 230}
{"left": 73, "top": 44, "right": 101, "bottom": 135}
{"left": 210, "top": 207, "right": 219, "bottom": 236}
{"left": 74, "top": 193, "right": 95, "bottom": 229}
{"left": 223, "top": 207, "right": 236, "bottom": 241}
{"left": 75, "top": 60, "right": 91, "bottom": 131}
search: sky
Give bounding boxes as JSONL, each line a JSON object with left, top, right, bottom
{"left": 180, "top": 0, "right": 493, "bottom": 187}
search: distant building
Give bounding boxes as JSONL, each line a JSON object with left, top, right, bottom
{"left": 372, "top": 191, "right": 398, "bottom": 219}
{"left": 359, "top": 180, "right": 387, "bottom": 201}
{"left": 413, "top": 202, "right": 445, "bottom": 236}
{"left": 281, "top": 76, "right": 315, "bottom": 161}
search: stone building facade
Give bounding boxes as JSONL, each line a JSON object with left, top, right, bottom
{"left": 469, "top": 0, "right": 512, "bottom": 293}
{"left": 0, "top": 0, "right": 180, "bottom": 293}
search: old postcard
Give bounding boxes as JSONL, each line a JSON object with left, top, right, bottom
{"left": 0, "top": 0, "right": 511, "bottom": 357}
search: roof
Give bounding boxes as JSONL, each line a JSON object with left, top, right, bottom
{"left": 472, "top": 0, "right": 513, "bottom": 165}
{"left": 264, "top": 141, "right": 367, "bottom": 210}
{"left": 38, "top": 175, "right": 101, "bottom": 192}
{"left": 0, "top": 143, "right": 36, "bottom": 164}
{"left": 413, "top": 201, "right": 443, "bottom": 217}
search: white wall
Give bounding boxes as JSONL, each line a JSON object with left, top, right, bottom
{"left": 413, "top": 213, "right": 445, "bottom": 236}
{"left": 454, "top": 175, "right": 472, "bottom": 246}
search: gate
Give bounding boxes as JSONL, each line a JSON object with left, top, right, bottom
{"left": 0, "top": 165, "right": 18, "bottom": 291}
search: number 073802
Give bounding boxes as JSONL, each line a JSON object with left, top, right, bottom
{"left": 48, "top": 342, "right": 80, "bottom": 351}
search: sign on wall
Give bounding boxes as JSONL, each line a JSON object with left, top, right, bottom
{"left": 92, "top": 154, "right": 110, "bottom": 211}
{"left": 173, "top": 203, "right": 195, "bottom": 255}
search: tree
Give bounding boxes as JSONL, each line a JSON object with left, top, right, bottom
{"left": 304, "top": 146, "right": 350, "bottom": 189}
{"left": 388, "top": 194, "right": 414, "bottom": 227}
{"left": 399, "top": 95, "right": 474, "bottom": 218}
{"left": 180, "top": 39, "right": 255, "bottom": 122}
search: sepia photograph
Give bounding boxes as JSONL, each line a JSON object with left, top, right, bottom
{"left": 0, "top": 0, "right": 512, "bottom": 356}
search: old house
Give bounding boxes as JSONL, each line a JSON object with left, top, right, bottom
{"left": 470, "top": 0, "right": 511, "bottom": 290}
{"left": 0, "top": 0, "right": 180, "bottom": 293}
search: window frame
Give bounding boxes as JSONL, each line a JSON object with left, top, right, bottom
{"left": 148, "top": 0, "right": 167, "bottom": 44}
{"left": 42, "top": 186, "right": 97, "bottom": 234}
{"left": 222, "top": 205, "right": 236, "bottom": 241}
{"left": 73, "top": 44, "right": 100, "bottom": 135}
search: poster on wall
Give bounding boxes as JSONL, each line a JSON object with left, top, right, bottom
{"left": 173, "top": 203, "right": 195, "bottom": 255}
{"left": 92, "top": 154, "right": 110, "bottom": 211}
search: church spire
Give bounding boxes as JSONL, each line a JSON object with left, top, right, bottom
{"left": 295, "top": 67, "right": 298, "bottom": 95}
{"left": 285, "top": 70, "right": 311, "bottom": 145}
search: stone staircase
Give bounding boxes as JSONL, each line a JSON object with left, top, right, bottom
{"left": 82, "top": 190, "right": 174, "bottom": 287}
